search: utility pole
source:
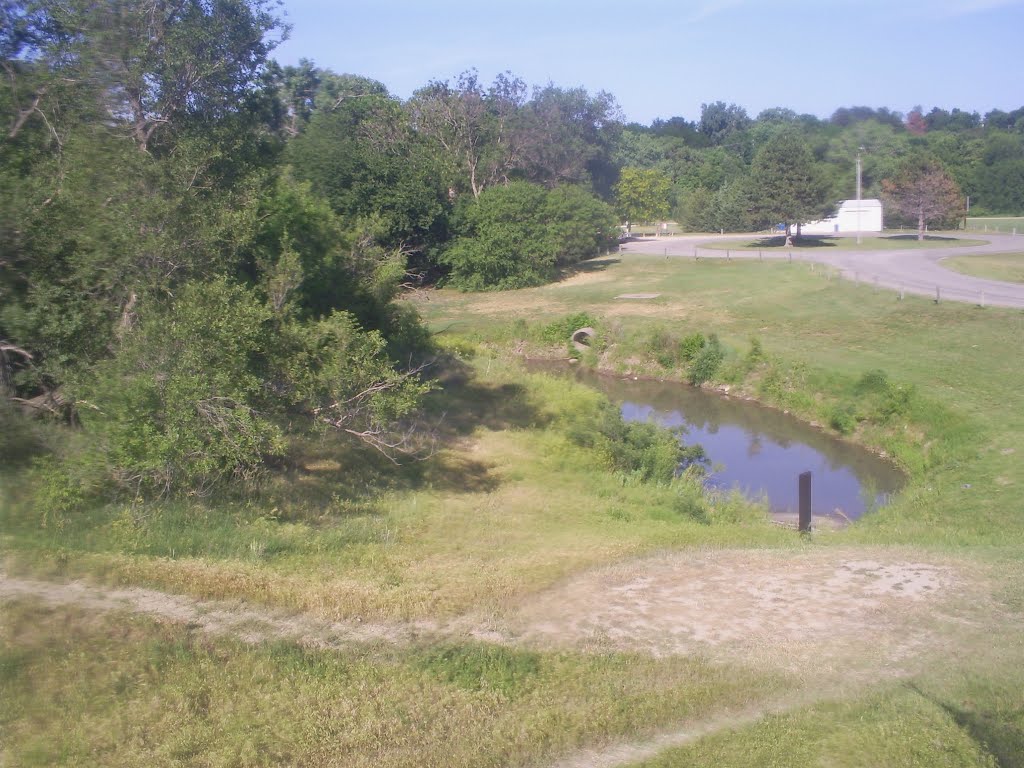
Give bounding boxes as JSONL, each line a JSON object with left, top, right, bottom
{"left": 856, "top": 148, "right": 863, "bottom": 245}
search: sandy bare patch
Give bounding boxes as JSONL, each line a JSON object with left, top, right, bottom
{"left": 615, "top": 293, "right": 661, "bottom": 299}
{"left": 512, "top": 549, "right": 963, "bottom": 675}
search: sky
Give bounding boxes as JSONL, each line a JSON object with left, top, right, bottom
{"left": 271, "top": 0, "right": 1024, "bottom": 125}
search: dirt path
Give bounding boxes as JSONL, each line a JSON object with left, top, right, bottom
{"left": 0, "top": 574, "right": 445, "bottom": 648}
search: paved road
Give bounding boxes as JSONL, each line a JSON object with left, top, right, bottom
{"left": 620, "top": 233, "right": 1024, "bottom": 308}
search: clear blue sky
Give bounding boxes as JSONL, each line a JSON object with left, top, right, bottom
{"left": 271, "top": 0, "right": 1024, "bottom": 125}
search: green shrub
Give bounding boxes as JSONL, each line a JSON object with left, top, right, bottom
{"left": 645, "top": 327, "right": 682, "bottom": 368}
{"left": 441, "top": 182, "right": 617, "bottom": 290}
{"left": 688, "top": 334, "right": 725, "bottom": 385}
{"left": 539, "top": 312, "right": 601, "bottom": 345}
{"left": 561, "top": 398, "right": 694, "bottom": 484}
{"left": 680, "top": 332, "right": 706, "bottom": 362}
{"left": 828, "top": 404, "right": 858, "bottom": 435}
{"left": 76, "top": 279, "right": 284, "bottom": 495}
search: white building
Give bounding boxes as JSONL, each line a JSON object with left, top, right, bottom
{"left": 798, "top": 199, "right": 883, "bottom": 235}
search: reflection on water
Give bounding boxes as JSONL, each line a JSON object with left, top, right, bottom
{"left": 528, "top": 362, "right": 905, "bottom": 521}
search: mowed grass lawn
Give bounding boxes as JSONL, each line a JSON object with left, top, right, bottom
{"left": 942, "top": 251, "right": 1024, "bottom": 284}
{"left": 4, "top": 251, "right": 1024, "bottom": 767}
{"left": 966, "top": 215, "right": 1024, "bottom": 234}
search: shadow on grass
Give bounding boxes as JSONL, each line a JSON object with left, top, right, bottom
{"left": 263, "top": 356, "right": 548, "bottom": 519}
{"left": 883, "top": 234, "right": 961, "bottom": 242}
{"left": 748, "top": 236, "right": 839, "bottom": 248}
{"left": 558, "top": 256, "right": 620, "bottom": 281}
{"left": 906, "top": 682, "right": 1024, "bottom": 768}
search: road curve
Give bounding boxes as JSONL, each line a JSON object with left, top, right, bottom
{"left": 620, "top": 233, "right": 1024, "bottom": 308}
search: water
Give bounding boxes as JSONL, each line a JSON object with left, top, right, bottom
{"left": 530, "top": 363, "right": 905, "bottom": 521}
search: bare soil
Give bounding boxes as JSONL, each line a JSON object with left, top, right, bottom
{"left": 510, "top": 548, "right": 974, "bottom": 680}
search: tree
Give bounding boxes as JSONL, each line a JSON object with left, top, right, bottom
{"left": 518, "top": 84, "right": 622, "bottom": 193}
{"left": 748, "top": 131, "right": 830, "bottom": 235}
{"left": 699, "top": 101, "right": 751, "bottom": 145}
{"left": 410, "top": 70, "right": 526, "bottom": 199}
{"left": 25, "top": 0, "right": 287, "bottom": 153}
{"left": 286, "top": 91, "right": 450, "bottom": 253}
{"left": 614, "top": 167, "right": 671, "bottom": 224}
{"left": 882, "top": 155, "right": 963, "bottom": 240}
{"left": 906, "top": 107, "right": 927, "bottom": 136}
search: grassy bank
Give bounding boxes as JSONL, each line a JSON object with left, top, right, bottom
{"left": 420, "top": 253, "right": 1024, "bottom": 547}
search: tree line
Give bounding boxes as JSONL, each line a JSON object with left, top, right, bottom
{"left": 1, "top": 0, "right": 1022, "bottom": 501}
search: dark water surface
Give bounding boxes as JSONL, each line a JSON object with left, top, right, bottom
{"left": 529, "top": 362, "right": 906, "bottom": 521}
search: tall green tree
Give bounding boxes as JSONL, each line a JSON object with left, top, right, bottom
{"left": 748, "top": 131, "right": 831, "bottom": 235}
{"left": 409, "top": 70, "right": 526, "bottom": 199}
{"left": 286, "top": 89, "right": 450, "bottom": 254}
{"left": 614, "top": 167, "right": 672, "bottom": 224}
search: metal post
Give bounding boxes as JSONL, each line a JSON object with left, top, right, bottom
{"left": 798, "top": 472, "right": 812, "bottom": 533}
{"left": 935, "top": 286, "right": 941, "bottom": 303}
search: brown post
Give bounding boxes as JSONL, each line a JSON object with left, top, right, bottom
{"left": 798, "top": 471, "right": 812, "bottom": 533}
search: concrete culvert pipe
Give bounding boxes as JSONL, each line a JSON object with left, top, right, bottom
{"left": 571, "top": 327, "right": 595, "bottom": 352}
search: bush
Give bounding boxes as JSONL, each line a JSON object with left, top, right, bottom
{"left": 688, "top": 334, "right": 725, "bottom": 385}
{"left": 539, "top": 313, "right": 601, "bottom": 345}
{"left": 561, "top": 397, "right": 696, "bottom": 484}
{"left": 440, "top": 182, "right": 617, "bottom": 291}
{"left": 644, "top": 327, "right": 681, "bottom": 368}
{"left": 76, "top": 279, "right": 285, "bottom": 495}
{"left": 828, "top": 404, "right": 858, "bottom": 435}
{"left": 680, "top": 332, "right": 706, "bottom": 362}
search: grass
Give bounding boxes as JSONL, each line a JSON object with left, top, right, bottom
{"left": 1, "top": 364, "right": 791, "bottom": 622}
{"left": 965, "top": 216, "right": 1024, "bottom": 234}
{"left": 0, "top": 600, "right": 790, "bottom": 768}
{"left": 942, "top": 252, "right": 1024, "bottom": 284}
{"left": 421, "top": 254, "right": 1024, "bottom": 540}
{"left": 5, "top": 244, "right": 1024, "bottom": 766}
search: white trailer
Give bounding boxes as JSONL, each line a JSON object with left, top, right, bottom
{"left": 799, "top": 199, "right": 883, "bottom": 235}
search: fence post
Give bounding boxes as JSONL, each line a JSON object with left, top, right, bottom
{"left": 798, "top": 472, "right": 812, "bottom": 533}
{"left": 935, "top": 286, "right": 941, "bottom": 303}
